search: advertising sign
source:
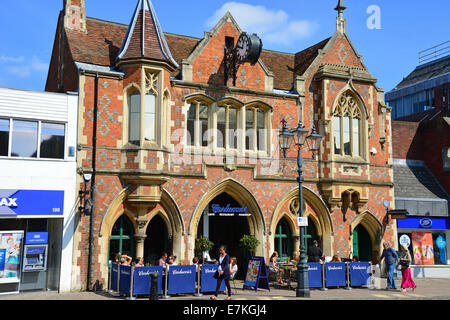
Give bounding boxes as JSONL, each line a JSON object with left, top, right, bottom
{"left": 349, "top": 262, "right": 371, "bottom": 286}
{"left": 307, "top": 262, "right": 322, "bottom": 288}
{"left": 25, "top": 232, "right": 48, "bottom": 245}
{"left": 119, "top": 265, "right": 132, "bottom": 295}
{"left": 201, "top": 264, "right": 225, "bottom": 293}
{"left": 133, "top": 266, "right": 163, "bottom": 295}
{"left": 0, "top": 190, "right": 64, "bottom": 217}
{"left": 325, "top": 262, "right": 346, "bottom": 287}
{"left": 167, "top": 265, "right": 196, "bottom": 294}
{"left": 0, "top": 231, "right": 23, "bottom": 284}
{"left": 399, "top": 235, "right": 411, "bottom": 248}
{"left": 243, "top": 256, "right": 270, "bottom": 292}
{"left": 110, "top": 263, "right": 119, "bottom": 292}
{"left": 412, "top": 232, "right": 434, "bottom": 265}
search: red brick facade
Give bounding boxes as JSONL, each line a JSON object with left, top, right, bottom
{"left": 47, "top": 0, "right": 396, "bottom": 290}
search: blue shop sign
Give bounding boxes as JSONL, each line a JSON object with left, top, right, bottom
{"left": 397, "top": 217, "right": 450, "bottom": 230}
{"left": 25, "top": 232, "right": 49, "bottom": 245}
{"left": 0, "top": 190, "right": 64, "bottom": 216}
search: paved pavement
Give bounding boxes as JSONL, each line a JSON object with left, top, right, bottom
{"left": 1, "top": 277, "right": 449, "bottom": 300}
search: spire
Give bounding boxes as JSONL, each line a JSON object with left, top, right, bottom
{"left": 117, "top": 0, "right": 178, "bottom": 69}
{"left": 334, "top": 0, "right": 347, "bottom": 17}
{"left": 334, "top": 0, "right": 347, "bottom": 34}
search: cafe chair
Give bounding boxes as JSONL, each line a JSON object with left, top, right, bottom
{"left": 230, "top": 271, "right": 238, "bottom": 295}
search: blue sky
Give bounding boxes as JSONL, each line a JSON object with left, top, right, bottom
{"left": 0, "top": 0, "right": 448, "bottom": 94}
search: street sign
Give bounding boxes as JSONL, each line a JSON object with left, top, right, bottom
{"left": 297, "top": 217, "right": 308, "bottom": 227}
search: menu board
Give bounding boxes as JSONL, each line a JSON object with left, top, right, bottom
{"left": 0, "top": 231, "right": 24, "bottom": 283}
{"left": 243, "top": 256, "right": 270, "bottom": 292}
{"left": 412, "top": 232, "right": 434, "bottom": 265}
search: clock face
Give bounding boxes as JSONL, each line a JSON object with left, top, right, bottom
{"left": 236, "top": 33, "right": 249, "bottom": 64}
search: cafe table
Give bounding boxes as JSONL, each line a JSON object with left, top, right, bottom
{"left": 278, "top": 263, "right": 297, "bottom": 289}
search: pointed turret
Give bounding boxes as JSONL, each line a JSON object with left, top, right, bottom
{"left": 116, "top": 0, "right": 178, "bottom": 69}
{"left": 334, "top": 0, "right": 347, "bottom": 34}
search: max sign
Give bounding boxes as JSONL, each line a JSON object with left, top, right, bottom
{"left": 0, "top": 198, "right": 17, "bottom": 207}
{"left": 0, "top": 189, "right": 64, "bottom": 216}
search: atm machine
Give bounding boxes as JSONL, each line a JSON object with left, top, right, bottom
{"left": 20, "top": 233, "right": 48, "bottom": 291}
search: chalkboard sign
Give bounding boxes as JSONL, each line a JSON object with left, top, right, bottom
{"left": 243, "top": 256, "right": 270, "bottom": 292}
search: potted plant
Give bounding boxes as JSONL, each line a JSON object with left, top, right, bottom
{"left": 195, "top": 236, "right": 214, "bottom": 263}
{"left": 239, "top": 234, "right": 260, "bottom": 256}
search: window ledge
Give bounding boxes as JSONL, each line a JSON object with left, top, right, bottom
{"left": 332, "top": 155, "right": 367, "bottom": 164}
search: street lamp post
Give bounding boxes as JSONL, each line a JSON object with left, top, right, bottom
{"left": 279, "top": 119, "right": 323, "bottom": 298}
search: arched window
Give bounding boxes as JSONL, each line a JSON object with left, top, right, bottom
{"left": 109, "top": 215, "right": 135, "bottom": 261}
{"left": 144, "top": 70, "right": 158, "bottom": 142}
{"left": 245, "top": 106, "right": 267, "bottom": 152}
{"left": 186, "top": 101, "right": 210, "bottom": 147}
{"left": 275, "top": 218, "right": 292, "bottom": 258}
{"left": 333, "top": 91, "right": 361, "bottom": 157}
{"left": 217, "top": 103, "right": 238, "bottom": 149}
{"left": 128, "top": 90, "right": 141, "bottom": 145}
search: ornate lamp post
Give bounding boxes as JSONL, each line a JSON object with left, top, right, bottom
{"left": 279, "top": 119, "right": 323, "bottom": 298}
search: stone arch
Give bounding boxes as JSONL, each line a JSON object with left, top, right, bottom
{"left": 350, "top": 210, "right": 383, "bottom": 258}
{"left": 98, "top": 186, "right": 184, "bottom": 277}
{"left": 188, "top": 177, "right": 266, "bottom": 257}
{"left": 271, "top": 185, "right": 333, "bottom": 256}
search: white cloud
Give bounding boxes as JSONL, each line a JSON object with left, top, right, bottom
{"left": 0, "top": 55, "right": 25, "bottom": 63}
{"left": 206, "top": 2, "right": 317, "bottom": 46}
{"left": 7, "top": 66, "right": 31, "bottom": 78}
{"left": 31, "top": 55, "right": 48, "bottom": 72}
{"left": 1, "top": 55, "right": 48, "bottom": 78}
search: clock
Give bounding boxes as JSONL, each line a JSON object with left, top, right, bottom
{"left": 235, "top": 32, "right": 263, "bottom": 65}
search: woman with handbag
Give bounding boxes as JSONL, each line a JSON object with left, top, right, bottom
{"left": 211, "top": 246, "right": 232, "bottom": 300}
{"left": 399, "top": 244, "right": 416, "bottom": 293}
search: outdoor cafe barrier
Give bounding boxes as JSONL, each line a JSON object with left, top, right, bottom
{"left": 108, "top": 261, "right": 374, "bottom": 299}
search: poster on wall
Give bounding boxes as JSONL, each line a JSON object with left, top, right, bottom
{"left": 0, "top": 231, "right": 24, "bottom": 283}
{"left": 412, "top": 232, "right": 434, "bottom": 265}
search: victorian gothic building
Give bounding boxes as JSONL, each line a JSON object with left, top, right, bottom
{"left": 46, "top": 0, "right": 396, "bottom": 290}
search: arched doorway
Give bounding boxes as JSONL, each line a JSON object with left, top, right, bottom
{"left": 144, "top": 214, "right": 172, "bottom": 265}
{"left": 274, "top": 217, "right": 293, "bottom": 258}
{"left": 197, "top": 192, "right": 250, "bottom": 279}
{"left": 353, "top": 224, "right": 372, "bottom": 261}
{"left": 108, "top": 214, "right": 135, "bottom": 261}
{"left": 306, "top": 218, "right": 319, "bottom": 251}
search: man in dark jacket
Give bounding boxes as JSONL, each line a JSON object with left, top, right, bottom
{"left": 307, "top": 240, "right": 324, "bottom": 262}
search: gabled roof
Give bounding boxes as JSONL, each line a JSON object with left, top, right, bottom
{"left": 116, "top": 0, "right": 178, "bottom": 68}
{"left": 294, "top": 37, "right": 331, "bottom": 77}
{"left": 63, "top": 14, "right": 335, "bottom": 90}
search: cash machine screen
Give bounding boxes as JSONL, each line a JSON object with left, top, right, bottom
{"left": 23, "top": 245, "right": 47, "bottom": 272}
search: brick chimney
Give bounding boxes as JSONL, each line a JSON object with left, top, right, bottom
{"left": 63, "top": 0, "right": 87, "bottom": 33}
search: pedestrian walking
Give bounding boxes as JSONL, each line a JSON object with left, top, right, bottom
{"left": 210, "top": 246, "right": 232, "bottom": 300}
{"left": 399, "top": 244, "right": 416, "bottom": 293}
{"left": 380, "top": 242, "right": 398, "bottom": 290}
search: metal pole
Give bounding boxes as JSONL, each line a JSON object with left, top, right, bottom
{"left": 320, "top": 261, "right": 328, "bottom": 291}
{"left": 87, "top": 73, "right": 99, "bottom": 291}
{"left": 345, "top": 262, "right": 352, "bottom": 290}
{"left": 195, "top": 265, "right": 203, "bottom": 297}
{"left": 128, "top": 266, "right": 136, "bottom": 300}
{"left": 161, "top": 265, "right": 170, "bottom": 299}
{"left": 296, "top": 148, "right": 310, "bottom": 298}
